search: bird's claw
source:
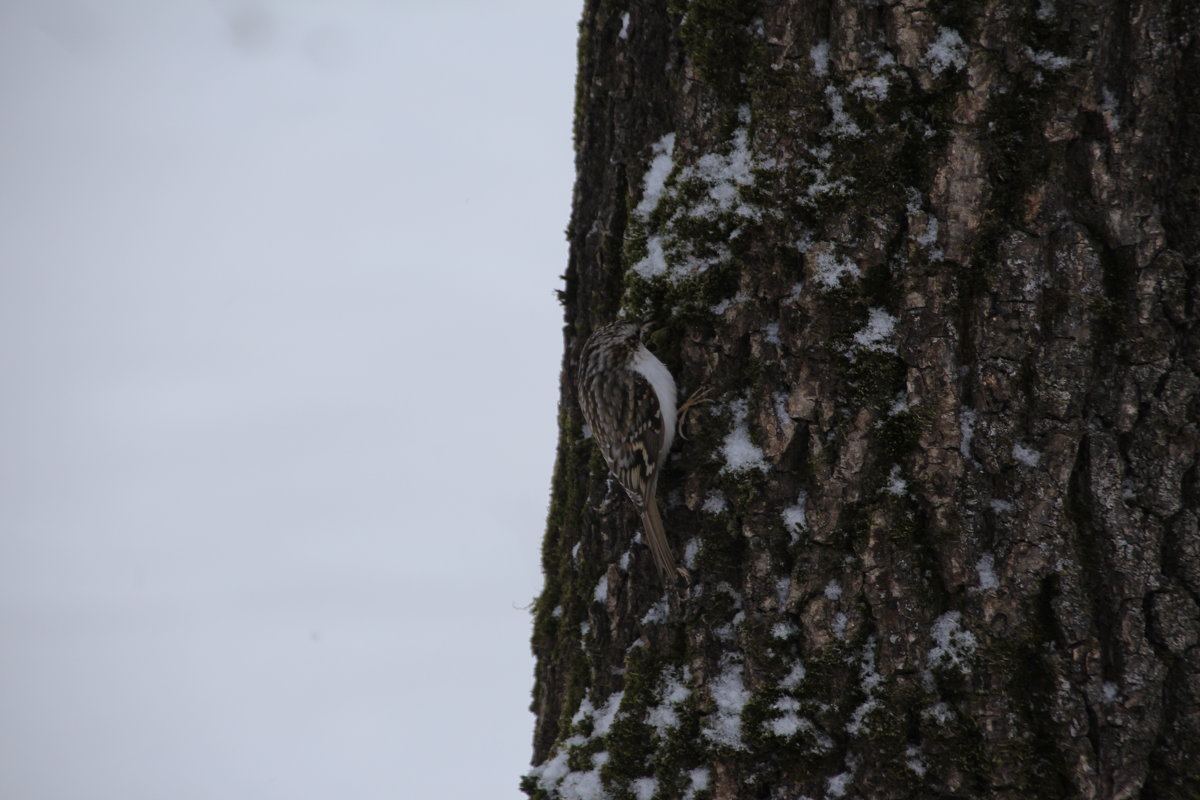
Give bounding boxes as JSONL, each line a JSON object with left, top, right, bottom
{"left": 676, "top": 387, "right": 715, "bottom": 440}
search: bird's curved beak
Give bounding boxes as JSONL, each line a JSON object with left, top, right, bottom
{"left": 640, "top": 321, "right": 659, "bottom": 339}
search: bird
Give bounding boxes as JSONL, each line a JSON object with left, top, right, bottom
{"left": 575, "top": 320, "right": 691, "bottom": 585}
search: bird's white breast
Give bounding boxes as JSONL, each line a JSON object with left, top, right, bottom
{"left": 629, "top": 344, "right": 677, "bottom": 462}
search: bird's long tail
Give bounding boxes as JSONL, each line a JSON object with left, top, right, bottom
{"left": 641, "top": 499, "right": 689, "bottom": 585}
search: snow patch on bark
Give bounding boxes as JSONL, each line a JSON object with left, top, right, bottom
{"left": 1024, "top": 46, "right": 1071, "bottom": 71}
{"left": 630, "top": 778, "right": 656, "bottom": 800}
{"left": 702, "top": 490, "right": 728, "bottom": 513}
{"left": 682, "top": 768, "right": 711, "bottom": 800}
{"left": 975, "top": 553, "right": 999, "bottom": 590}
{"left": 823, "top": 87, "right": 863, "bottom": 137}
{"left": 905, "top": 745, "right": 928, "bottom": 776}
{"left": 645, "top": 666, "right": 691, "bottom": 736}
{"left": 959, "top": 407, "right": 977, "bottom": 459}
{"left": 846, "top": 637, "right": 883, "bottom": 736}
{"left": 1012, "top": 443, "right": 1042, "bottom": 467}
{"left": 811, "top": 246, "right": 861, "bottom": 288}
{"left": 780, "top": 661, "right": 806, "bottom": 690}
{"left": 924, "top": 28, "right": 967, "bottom": 75}
{"left": 827, "top": 770, "right": 853, "bottom": 797}
{"left": 702, "top": 659, "right": 750, "bottom": 749}
{"left": 720, "top": 398, "right": 768, "bottom": 473}
{"left": 528, "top": 692, "right": 626, "bottom": 799}
{"left": 782, "top": 491, "right": 809, "bottom": 539}
{"left": 928, "top": 611, "right": 977, "bottom": 673}
{"left": 772, "top": 621, "right": 799, "bottom": 639}
{"left": 635, "top": 133, "right": 675, "bottom": 217}
{"left": 852, "top": 308, "right": 898, "bottom": 352}
{"left": 629, "top": 116, "right": 777, "bottom": 284}
{"left": 810, "top": 41, "right": 830, "bottom": 76}
{"left": 641, "top": 596, "right": 669, "bottom": 625}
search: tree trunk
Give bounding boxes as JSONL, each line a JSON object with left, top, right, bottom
{"left": 527, "top": 1, "right": 1199, "bottom": 798}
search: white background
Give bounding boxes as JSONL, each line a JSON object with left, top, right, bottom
{"left": 0, "top": 1, "right": 578, "bottom": 797}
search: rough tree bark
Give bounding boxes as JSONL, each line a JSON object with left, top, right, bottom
{"left": 527, "top": 1, "right": 1199, "bottom": 798}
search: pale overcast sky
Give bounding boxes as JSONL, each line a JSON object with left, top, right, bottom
{"left": 0, "top": 2, "right": 578, "bottom": 797}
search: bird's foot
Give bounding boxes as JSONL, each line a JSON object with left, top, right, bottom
{"left": 676, "top": 387, "right": 715, "bottom": 440}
